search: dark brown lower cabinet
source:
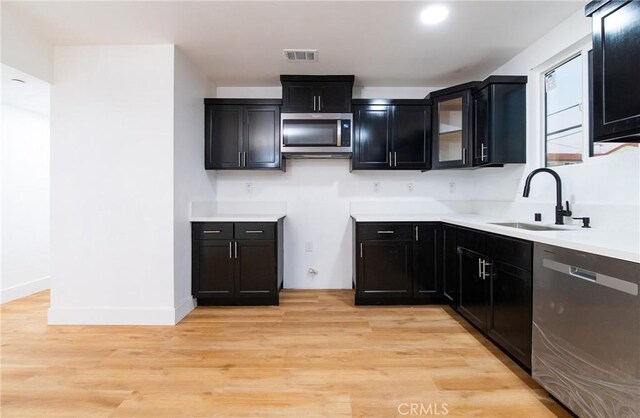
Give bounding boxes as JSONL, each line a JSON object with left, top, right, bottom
{"left": 193, "top": 240, "right": 235, "bottom": 299}
{"left": 456, "top": 226, "right": 532, "bottom": 369}
{"left": 354, "top": 222, "right": 442, "bottom": 305}
{"left": 236, "top": 240, "right": 277, "bottom": 298}
{"left": 458, "top": 246, "right": 490, "bottom": 330}
{"left": 359, "top": 240, "right": 413, "bottom": 299}
{"left": 487, "top": 259, "right": 532, "bottom": 368}
{"left": 192, "top": 220, "right": 283, "bottom": 305}
{"left": 413, "top": 224, "right": 442, "bottom": 302}
{"left": 441, "top": 224, "right": 458, "bottom": 306}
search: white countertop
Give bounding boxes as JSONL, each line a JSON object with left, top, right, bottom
{"left": 351, "top": 213, "right": 640, "bottom": 264}
{"left": 191, "top": 214, "right": 286, "bottom": 222}
{"left": 190, "top": 201, "right": 287, "bottom": 223}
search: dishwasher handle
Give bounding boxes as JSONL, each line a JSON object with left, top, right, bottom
{"left": 543, "top": 258, "right": 639, "bottom": 296}
{"left": 570, "top": 266, "right": 597, "bottom": 282}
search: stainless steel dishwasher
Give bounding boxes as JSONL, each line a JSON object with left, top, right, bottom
{"left": 533, "top": 243, "right": 640, "bottom": 418}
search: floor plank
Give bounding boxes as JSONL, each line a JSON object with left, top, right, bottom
{"left": 0, "top": 290, "right": 568, "bottom": 417}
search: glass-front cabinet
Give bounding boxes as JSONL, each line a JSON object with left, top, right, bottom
{"left": 432, "top": 89, "right": 472, "bottom": 169}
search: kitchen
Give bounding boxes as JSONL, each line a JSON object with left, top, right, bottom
{"left": 1, "top": 1, "right": 638, "bottom": 417}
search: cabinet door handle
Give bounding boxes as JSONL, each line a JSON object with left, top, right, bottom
{"left": 229, "top": 241, "right": 233, "bottom": 259}
{"left": 318, "top": 96, "right": 321, "bottom": 111}
{"left": 462, "top": 148, "right": 467, "bottom": 165}
{"left": 243, "top": 152, "right": 247, "bottom": 167}
{"left": 203, "top": 230, "right": 221, "bottom": 234}
{"left": 394, "top": 152, "right": 397, "bottom": 167}
{"left": 483, "top": 260, "right": 492, "bottom": 280}
{"left": 313, "top": 96, "right": 316, "bottom": 111}
{"left": 234, "top": 241, "right": 238, "bottom": 258}
{"left": 377, "top": 230, "right": 395, "bottom": 234}
{"left": 481, "top": 142, "right": 487, "bottom": 161}
{"left": 238, "top": 152, "right": 242, "bottom": 167}
{"left": 389, "top": 152, "right": 392, "bottom": 167}
{"left": 478, "top": 258, "right": 482, "bottom": 277}
{"left": 415, "top": 226, "right": 419, "bottom": 241}
{"left": 245, "top": 230, "right": 263, "bottom": 234}
{"left": 360, "top": 242, "right": 363, "bottom": 258}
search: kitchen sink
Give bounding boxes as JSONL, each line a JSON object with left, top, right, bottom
{"left": 490, "top": 222, "right": 566, "bottom": 231}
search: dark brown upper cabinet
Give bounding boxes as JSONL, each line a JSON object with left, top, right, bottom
{"left": 428, "top": 76, "right": 527, "bottom": 170}
{"left": 280, "top": 75, "right": 354, "bottom": 113}
{"left": 472, "top": 76, "right": 527, "bottom": 167}
{"left": 204, "top": 99, "right": 282, "bottom": 170}
{"left": 586, "top": 1, "right": 640, "bottom": 142}
{"left": 352, "top": 100, "right": 431, "bottom": 170}
{"left": 430, "top": 84, "right": 475, "bottom": 169}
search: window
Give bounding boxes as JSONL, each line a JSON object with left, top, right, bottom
{"left": 543, "top": 47, "right": 638, "bottom": 166}
{"left": 544, "top": 55, "right": 584, "bottom": 167}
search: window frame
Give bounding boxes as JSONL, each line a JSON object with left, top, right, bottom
{"left": 540, "top": 43, "right": 592, "bottom": 168}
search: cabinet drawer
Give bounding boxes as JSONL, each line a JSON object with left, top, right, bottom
{"left": 357, "top": 223, "right": 412, "bottom": 241}
{"left": 234, "top": 222, "right": 276, "bottom": 240}
{"left": 192, "top": 222, "right": 234, "bottom": 240}
{"left": 486, "top": 233, "right": 532, "bottom": 271}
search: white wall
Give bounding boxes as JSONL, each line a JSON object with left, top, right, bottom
{"left": 216, "top": 160, "right": 476, "bottom": 289}
{"left": 1, "top": 3, "right": 54, "bottom": 82}
{"left": 1, "top": 100, "right": 51, "bottom": 303}
{"left": 472, "top": 9, "right": 640, "bottom": 223}
{"left": 49, "top": 45, "right": 177, "bottom": 325}
{"left": 173, "top": 49, "right": 216, "bottom": 320}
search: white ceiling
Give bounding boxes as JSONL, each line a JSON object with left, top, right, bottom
{"left": 3, "top": 1, "right": 584, "bottom": 87}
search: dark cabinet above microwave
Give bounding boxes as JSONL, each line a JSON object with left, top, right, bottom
{"left": 281, "top": 75, "right": 354, "bottom": 113}
{"left": 586, "top": 1, "right": 640, "bottom": 142}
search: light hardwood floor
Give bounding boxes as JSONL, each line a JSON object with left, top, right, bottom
{"left": 1, "top": 290, "right": 569, "bottom": 417}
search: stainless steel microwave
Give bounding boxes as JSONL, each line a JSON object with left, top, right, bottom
{"left": 280, "top": 113, "right": 353, "bottom": 158}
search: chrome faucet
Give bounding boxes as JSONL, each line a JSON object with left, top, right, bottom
{"left": 523, "top": 168, "right": 572, "bottom": 225}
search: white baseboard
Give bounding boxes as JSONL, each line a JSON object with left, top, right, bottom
{"left": 0, "top": 276, "right": 50, "bottom": 304}
{"left": 47, "top": 298, "right": 196, "bottom": 326}
{"left": 48, "top": 306, "right": 176, "bottom": 326}
{"left": 174, "top": 296, "right": 196, "bottom": 324}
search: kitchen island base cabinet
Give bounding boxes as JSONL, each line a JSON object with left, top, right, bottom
{"left": 192, "top": 220, "right": 283, "bottom": 306}
{"left": 354, "top": 222, "right": 442, "bottom": 305}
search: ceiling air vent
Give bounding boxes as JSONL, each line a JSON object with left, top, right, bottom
{"left": 283, "top": 49, "right": 318, "bottom": 62}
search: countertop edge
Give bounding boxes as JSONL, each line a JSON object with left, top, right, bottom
{"left": 351, "top": 214, "right": 640, "bottom": 264}
{"left": 191, "top": 215, "right": 286, "bottom": 222}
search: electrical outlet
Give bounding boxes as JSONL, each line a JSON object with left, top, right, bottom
{"left": 448, "top": 182, "right": 456, "bottom": 194}
{"left": 373, "top": 182, "right": 381, "bottom": 193}
{"left": 305, "top": 241, "right": 313, "bottom": 252}
{"left": 245, "top": 182, "right": 253, "bottom": 194}
{"left": 407, "top": 183, "right": 414, "bottom": 193}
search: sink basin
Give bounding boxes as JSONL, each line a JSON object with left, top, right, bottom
{"left": 490, "top": 222, "right": 566, "bottom": 231}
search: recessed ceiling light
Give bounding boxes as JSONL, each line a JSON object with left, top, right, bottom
{"left": 10, "top": 78, "right": 26, "bottom": 84}
{"left": 420, "top": 5, "right": 449, "bottom": 25}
